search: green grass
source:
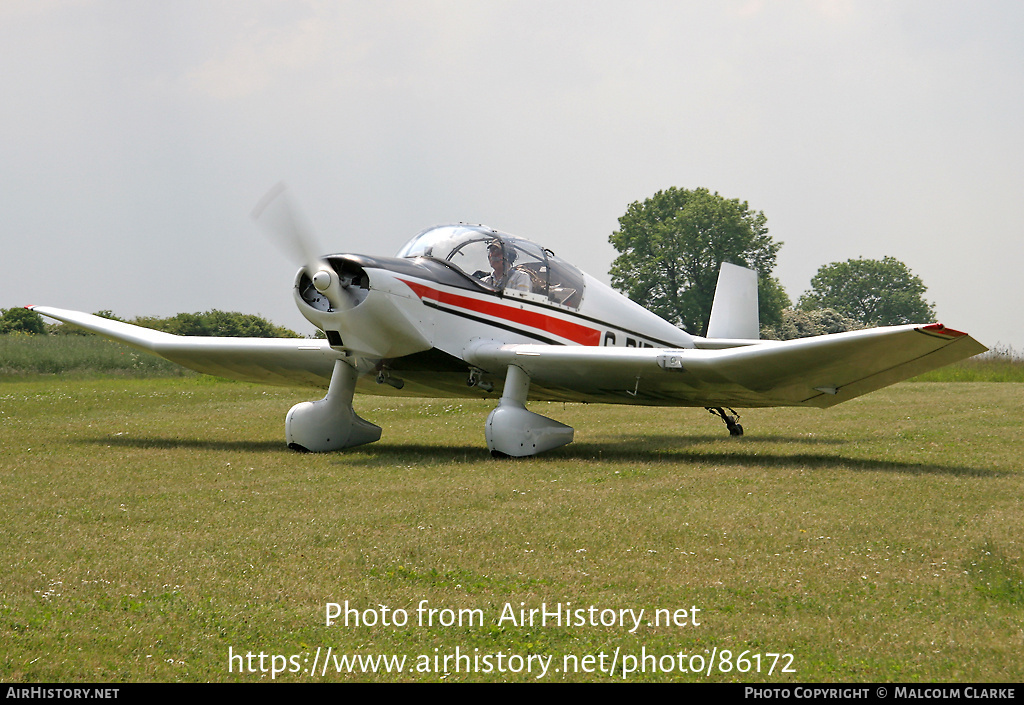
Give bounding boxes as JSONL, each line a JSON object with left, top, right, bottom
{"left": 1, "top": 376, "right": 1021, "bottom": 682}
{"left": 911, "top": 357, "right": 1024, "bottom": 383}
{"left": 0, "top": 335, "right": 190, "bottom": 378}
{"left": 911, "top": 344, "right": 1024, "bottom": 383}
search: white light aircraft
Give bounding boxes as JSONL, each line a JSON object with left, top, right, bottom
{"left": 29, "top": 188, "right": 986, "bottom": 457}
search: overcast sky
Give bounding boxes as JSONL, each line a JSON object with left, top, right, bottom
{"left": 2, "top": 0, "right": 1021, "bottom": 351}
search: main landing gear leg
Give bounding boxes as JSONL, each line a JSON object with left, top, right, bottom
{"left": 485, "top": 365, "right": 574, "bottom": 458}
{"left": 707, "top": 406, "right": 744, "bottom": 436}
{"left": 286, "top": 359, "right": 382, "bottom": 452}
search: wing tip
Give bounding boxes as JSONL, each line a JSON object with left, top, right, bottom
{"left": 919, "top": 323, "right": 968, "bottom": 338}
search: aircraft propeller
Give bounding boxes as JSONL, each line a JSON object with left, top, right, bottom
{"left": 251, "top": 182, "right": 350, "bottom": 311}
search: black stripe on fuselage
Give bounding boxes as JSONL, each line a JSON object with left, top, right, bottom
{"left": 338, "top": 253, "right": 688, "bottom": 349}
{"left": 408, "top": 276, "right": 685, "bottom": 349}
{"left": 515, "top": 298, "right": 685, "bottom": 348}
{"left": 421, "top": 299, "right": 565, "bottom": 346}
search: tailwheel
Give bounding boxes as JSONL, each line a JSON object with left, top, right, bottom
{"left": 707, "top": 406, "right": 743, "bottom": 436}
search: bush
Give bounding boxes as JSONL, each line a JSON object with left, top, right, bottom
{"left": 133, "top": 310, "right": 301, "bottom": 338}
{"left": 46, "top": 309, "right": 302, "bottom": 338}
{"left": 761, "top": 307, "right": 866, "bottom": 340}
{"left": 0, "top": 308, "right": 46, "bottom": 335}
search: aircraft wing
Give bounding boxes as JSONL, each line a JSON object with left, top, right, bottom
{"left": 30, "top": 307, "right": 986, "bottom": 408}
{"left": 28, "top": 306, "right": 338, "bottom": 388}
{"left": 464, "top": 324, "right": 987, "bottom": 408}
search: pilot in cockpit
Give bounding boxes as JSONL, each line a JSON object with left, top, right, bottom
{"left": 483, "top": 240, "right": 531, "bottom": 292}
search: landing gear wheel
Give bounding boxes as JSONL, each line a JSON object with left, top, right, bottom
{"left": 707, "top": 406, "right": 744, "bottom": 437}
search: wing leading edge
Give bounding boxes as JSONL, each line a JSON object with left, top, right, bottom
{"left": 464, "top": 324, "right": 987, "bottom": 408}
{"left": 29, "top": 307, "right": 986, "bottom": 409}
{"left": 28, "top": 306, "right": 339, "bottom": 388}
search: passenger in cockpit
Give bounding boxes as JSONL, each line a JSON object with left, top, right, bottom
{"left": 483, "top": 241, "right": 531, "bottom": 292}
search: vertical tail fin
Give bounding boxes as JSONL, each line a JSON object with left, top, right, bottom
{"left": 706, "top": 262, "right": 759, "bottom": 339}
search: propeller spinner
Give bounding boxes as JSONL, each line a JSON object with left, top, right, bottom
{"left": 251, "top": 182, "right": 349, "bottom": 311}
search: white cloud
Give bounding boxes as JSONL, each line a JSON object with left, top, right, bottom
{"left": 186, "top": 17, "right": 330, "bottom": 99}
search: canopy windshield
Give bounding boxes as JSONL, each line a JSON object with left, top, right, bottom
{"left": 397, "top": 225, "right": 584, "bottom": 309}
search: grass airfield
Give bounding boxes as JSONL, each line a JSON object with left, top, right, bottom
{"left": 1, "top": 374, "right": 1021, "bottom": 682}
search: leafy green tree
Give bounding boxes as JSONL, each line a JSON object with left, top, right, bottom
{"left": 761, "top": 307, "right": 867, "bottom": 340}
{"left": 609, "top": 187, "right": 787, "bottom": 335}
{"left": 0, "top": 307, "right": 46, "bottom": 335}
{"left": 134, "top": 310, "right": 300, "bottom": 338}
{"left": 758, "top": 275, "right": 792, "bottom": 332}
{"left": 49, "top": 310, "right": 126, "bottom": 335}
{"left": 798, "top": 257, "right": 936, "bottom": 326}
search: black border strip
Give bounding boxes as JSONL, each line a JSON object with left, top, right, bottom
{"left": 386, "top": 266, "right": 687, "bottom": 349}
{"left": 423, "top": 300, "right": 565, "bottom": 346}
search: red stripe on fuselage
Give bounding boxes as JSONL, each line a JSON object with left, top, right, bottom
{"left": 398, "top": 278, "right": 600, "bottom": 346}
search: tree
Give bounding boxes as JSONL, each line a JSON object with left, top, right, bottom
{"left": 0, "top": 307, "right": 46, "bottom": 335}
{"left": 49, "top": 310, "right": 126, "bottom": 335}
{"left": 798, "top": 257, "right": 936, "bottom": 326}
{"left": 48, "top": 309, "right": 302, "bottom": 338}
{"left": 609, "top": 187, "right": 787, "bottom": 335}
{"left": 761, "top": 307, "right": 866, "bottom": 341}
{"left": 140, "top": 310, "right": 301, "bottom": 338}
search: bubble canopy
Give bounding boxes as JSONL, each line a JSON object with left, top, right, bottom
{"left": 396, "top": 225, "right": 585, "bottom": 308}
